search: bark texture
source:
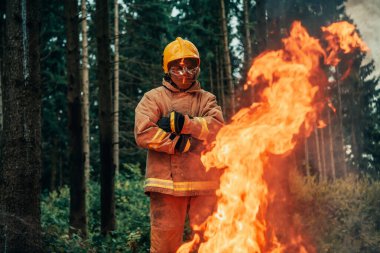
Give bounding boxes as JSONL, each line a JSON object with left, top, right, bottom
{"left": 0, "top": 1, "right": 4, "bottom": 133}
{"left": 81, "top": 0, "right": 90, "bottom": 186}
{"left": 96, "top": 0, "right": 116, "bottom": 235}
{"left": 254, "top": 0, "right": 267, "bottom": 56}
{"left": 220, "top": 0, "right": 235, "bottom": 118}
{"left": 243, "top": 0, "right": 252, "bottom": 62}
{"left": 113, "top": 0, "right": 120, "bottom": 175}
{"left": 327, "top": 109, "right": 336, "bottom": 180}
{"left": 336, "top": 70, "right": 348, "bottom": 176}
{"left": 65, "top": 0, "right": 87, "bottom": 237}
{"left": 0, "top": 0, "right": 43, "bottom": 251}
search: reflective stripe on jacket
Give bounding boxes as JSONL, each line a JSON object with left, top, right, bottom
{"left": 134, "top": 79, "right": 224, "bottom": 196}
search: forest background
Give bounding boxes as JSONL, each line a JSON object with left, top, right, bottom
{"left": 0, "top": 0, "right": 379, "bottom": 252}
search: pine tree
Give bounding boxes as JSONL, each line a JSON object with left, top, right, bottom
{"left": 341, "top": 57, "right": 380, "bottom": 177}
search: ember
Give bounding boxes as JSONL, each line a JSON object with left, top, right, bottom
{"left": 178, "top": 21, "right": 367, "bottom": 253}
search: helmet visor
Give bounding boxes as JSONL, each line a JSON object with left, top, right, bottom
{"left": 168, "top": 58, "right": 199, "bottom": 76}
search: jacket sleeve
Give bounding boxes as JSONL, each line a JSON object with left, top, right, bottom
{"left": 181, "top": 93, "right": 224, "bottom": 141}
{"left": 134, "top": 92, "right": 179, "bottom": 154}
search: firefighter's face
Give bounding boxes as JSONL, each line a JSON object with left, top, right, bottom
{"left": 168, "top": 58, "right": 200, "bottom": 90}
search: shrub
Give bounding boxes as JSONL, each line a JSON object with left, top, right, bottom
{"left": 290, "top": 173, "right": 380, "bottom": 253}
{"left": 41, "top": 163, "right": 150, "bottom": 253}
{"left": 42, "top": 163, "right": 380, "bottom": 252}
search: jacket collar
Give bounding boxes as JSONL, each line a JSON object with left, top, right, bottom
{"left": 162, "top": 79, "right": 201, "bottom": 93}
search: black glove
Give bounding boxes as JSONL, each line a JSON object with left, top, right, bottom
{"left": 169, "top": 111, "right": 185, "bottom": 134}
{"left": 156, "top": 117, "right": 171, "bottom": 132}
{"left": 175, "top": 134, "right": 192, "bottom": 153}
{"left": 157, "top": 111, "right": 185, "bottom": 134}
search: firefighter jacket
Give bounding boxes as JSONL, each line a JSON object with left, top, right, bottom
{"left": 134, "top": 79, "right": 224, "bottom": 196}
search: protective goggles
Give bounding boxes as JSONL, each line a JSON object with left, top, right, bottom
{"left": 168, "top": 58, "right": 199, "bottom": 76}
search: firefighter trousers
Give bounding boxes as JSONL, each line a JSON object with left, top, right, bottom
{"left": 149, "top": 192, "right": 217, "bottom": 253}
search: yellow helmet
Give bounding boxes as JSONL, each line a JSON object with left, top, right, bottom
{"left": 162, "top": 37, "right": 200, "bottom": 73}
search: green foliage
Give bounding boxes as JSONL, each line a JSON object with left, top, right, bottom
{"left": 38, "top": 0, "right": 380, "bottom": 250}
{"left": 290, "top": 173, "right": 380, "bottom": 253}
{"left": 41, "top": 163, "right": 150, "bottom": 253}
{"left": 340, "top": 57, "right": 380, "bottom": 176}
{"left": 118, "top": 1, "right": 174, "bottom": 168}
{"left": 42, "top": 165, "right": 380, "bottom": 252}
{"left": 41, "top": 0, "right": 69, "bottom": 189}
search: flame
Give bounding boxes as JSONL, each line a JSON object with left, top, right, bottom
{"left": 317, "top": 120, "right": 327, "bottom": 128}
{"left": 327, "top": 100, "right": 337, "bottom": 113}
{"left": 177, "top": 21, "right": 367, "bottom": 253}
{"left": 322, "top": 21, "right": 368, "bottom": 66}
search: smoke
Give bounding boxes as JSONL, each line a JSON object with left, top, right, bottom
{"left": 346, "top": 0, "right": 380, "bottom": 78}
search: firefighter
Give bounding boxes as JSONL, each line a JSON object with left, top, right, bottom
{"left": 134, "top": 37, "right": 224, "bottom": 253}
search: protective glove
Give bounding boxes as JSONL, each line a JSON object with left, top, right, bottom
{"left": 169, "top": 111, "right": 185, "bottom": 134}
{"left": 156, "top": 117, "right": 171, "bottom": 132}
{"left": 157, "top": 111, "right": 185, "bottom": 134}
{"left": 175, "top": 134, "right": 192, "bottom": 153}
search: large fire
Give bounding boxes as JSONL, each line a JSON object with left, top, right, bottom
{"left": 178, "top": 21, "right": 367, "bottom": 253}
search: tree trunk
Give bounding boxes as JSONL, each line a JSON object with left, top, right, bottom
{"left": 96, "top": 0, "right": 116, "bottom": 235}
{"left": 65, "top": 0, "right": 87, "bottom": 237}
{"left": 215, "top": 46, "right": 221, "bottom": 106}
{"left": 313, "top": 127, "right": 323, "bottom": 181}
{"left": 220, "top": 0, "right": 235, "bottom": 119}
{"left": 243, "top": 0, "right": 255, "bottom": 104}
{"left": 0, "top": 0, "right": 43, "bottom": 251}
{"left": 59, "top": 150, "right": 63, "bottom": 188}
{"left": 253, "top": 0, "right": 267, "bottom": 56}
{"left": 0, "top": 1, "right": 4, "bottom": 133}
{"left": 50, "top": 139, "right": 58, "bottom": 191}
{"left": 243, "top": 0, "right": 252, "bottom": 62}
{"left": 266, "top": 2, "right": 283, "bottom": 51}
{"left": 320, "top": 128, "right": 327, "bottom": 181}
{"left": 113, "top": 0, "right": 120, "bottom": 175}
{"left": 0, "top": 64, "right": 2, "bottom": 133}
{"left": 304, "top": 138, "right": 310, "bottom": 176}
{"left": 209, "top": 63, "right": 214, "bottom": 94}
{"left": 350, "top": 120, "right": 358, "bottom": 169}
{"left": 336, "top": 69, "right": 348, "bottom": 177}
{"left": 81, "top": 0, "right": 90, "bottom": 186}
{"left": 218, "top": 47, "right": 226, "bottom": 118}
{"left": 327, "top": 109, "right": 336, "bottom": 180}
{"left": 349, "top": 69, "right": 361, "bottom": 170}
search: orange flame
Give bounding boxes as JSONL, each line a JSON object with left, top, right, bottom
{"left": 177, "top": 21, "right": 367, "bottom": 253}
{"left": 327, "top": 100, "right": 337, "bottom": 113}
{"left": 322, "top": 21, "right": 368, "bottom": 66}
